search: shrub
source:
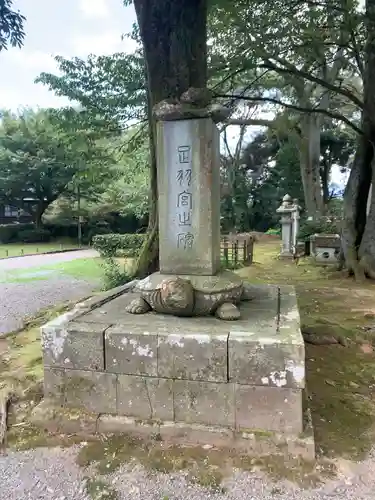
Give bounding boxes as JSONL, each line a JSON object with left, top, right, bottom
{"left": 0, "top": 223, "right": 34, "bottom": 243}
{"left": 92, "top": 233, "right": 146, "bottom": 258}
{"left": 298, "top": 218, "right": 341, "bottom": 241}
{"left": 101, "top": 257, "right": 132, "bottom": 290}
{"left": 265, "top": 228, "right": 281, "bottom": 236}
{"left": 17, "top": 228, "right": 52, "bottom": 243}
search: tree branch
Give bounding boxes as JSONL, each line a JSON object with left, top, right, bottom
{"left": 227, "top": 118, "right": 276, "bottom": 127}
{"left": 260, "top": 57, "right": 364, "bottom": 109}
{"left": 215, "top": 93, "right": 363, "bottom": 135}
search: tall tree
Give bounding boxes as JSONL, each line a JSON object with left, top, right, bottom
{"left": 342, "top": 0, "right": 375, "bottom": 279}
{"left": 0, "top": 108, "right": 111, "bottom": 226}
{"left": 0, "top": 0, "right": 25, "bottom": 51}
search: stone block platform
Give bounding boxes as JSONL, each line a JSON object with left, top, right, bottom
{"left": 36, "top": 282, "right": 315, "bottom": 459}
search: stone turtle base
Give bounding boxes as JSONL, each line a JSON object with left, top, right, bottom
{"left": 39, "top": 281, "right": 315, "bottom": 460}
{"left": 31, "top": 399, "right": 315, "bottom": 460}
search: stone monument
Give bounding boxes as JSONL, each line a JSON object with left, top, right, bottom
{"left": 277, "top": 194, "right": 300, "bottom": 259}
{"left": 35, "top": 89, "right": 314, "bottom": 460}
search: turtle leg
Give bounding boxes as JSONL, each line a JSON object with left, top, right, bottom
{"left": 215, "top": 302, "right": 241, "bottom": 320}
{"left": 125, "top": 296, "right": 152, "bottom": 314}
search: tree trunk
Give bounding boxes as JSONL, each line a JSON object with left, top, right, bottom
{"left": 299, "top": 114, "right": 325, "bottom": 219}
{"left": 133, "top": 0, "right": 208, "bottom": 277}
{"left": 341, "top": 0, "right": 375, "bottom": 278}
{"left": 33, "top": 201, "right": 48, "bottom": 229}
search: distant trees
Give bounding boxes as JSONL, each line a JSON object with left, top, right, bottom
{"left": 0, "top": 108, "right": 111, "bottom": 226}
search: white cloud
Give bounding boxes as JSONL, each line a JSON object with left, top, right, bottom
{"left": 0, "top": 87, "right": 70, "bottom": 110}
{"left": 71, "top": 32, "right": 137, "bottom": 57}
{"left": 1, "top": 49, "right": 59, "bottom": 73}
{"left": 79, "top": 0, "right": 110, "bottom": 18}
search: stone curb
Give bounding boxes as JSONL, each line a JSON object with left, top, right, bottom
{"left": 31, "top": 399, "right": 315, "bottom": 460}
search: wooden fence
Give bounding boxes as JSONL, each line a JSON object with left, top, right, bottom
{"left": 220, "top": 234, "right": 254, "bottom": 268}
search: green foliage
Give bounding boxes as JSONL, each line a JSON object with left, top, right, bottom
{"left": 36, "top": 52, "right": 146, "bottom": 126}
{"left": 92, "top": 233, "right": 146, "bottom": 258}
{"left": 0, "top": 223, "right": 33, "bottom": 243}
{"left": 0, "top": 0, "right": 25, "bottom": 51}
{"left": 102, "top": 129, "right": 150, "bottom": 219}
{"left": 298, "top": 219, "right": 341, "bottom": 241}
{"left": 17, "top": 228, "right": 51, "bottom": 243}
{"left": 101, "top": 257, "right": 132, "bottom": 290}
{"left": 0, "top": 108, "right": 113, "bottom": 225}
{"left": 265, "top": 228, "right": 281, "bottom": 236}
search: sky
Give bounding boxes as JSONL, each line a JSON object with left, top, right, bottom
{"left": 0, "top": 0, "right": 137, "bottom": 110}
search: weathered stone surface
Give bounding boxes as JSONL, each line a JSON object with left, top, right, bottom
{"left": 159, "top": 421, "right": 234, "bottom": 448}
{"left": 43, "top": 367, "right": 65, "bottom": 402}
{"left": 173, "top": 380, "right": 235, "bottom": 427}
{"left": 64, "top": 369, "right": 117, "bottom": 414}
{"left": 229, "top": 334, "right": 304, "bottom": 389}
{"left": 42, "top": 321, "right": 108, "bottom": 371}
{"left": 97, "top": 415, "right": 159, "bottom": 437}
{"left": 228, "top": 285, "right": 305, "bottom": 388}
{"left": 117, "top": 375, "right": 173, "bottom": 420}
{"left": 157, "top": 118, "right": 221, "bottom": 275}
{"left": 30, "top": 399, "right": 98, "bottom": 434}
{"left": 105, "top": 327, "right": 157, "bottom": 376}
{"left": 235, "top": 385, "right": 303, "bottom": 433}
{"left": 158, "top": 332, "right": 228, "bottom": 382}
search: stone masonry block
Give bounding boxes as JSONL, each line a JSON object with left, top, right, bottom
{"left": 158, "top": 333, "right": 228, "bottom": 382}
{"left": 43, "top": 367, "right": 65, "bottom": 403}
{"left": 41, "top": 321, "right": 108, "bottom": 371}
{"left": 117, "top": 375, "right": 173, "bottom": 421}
{"left": 235, "top": 385, "right": 303, "bottom": 433}
{"left": 105, "top": 326, "right": 157, "bottom": 376}
{"left": 229, "top": 286, "right": 305, "bottom": 389}
{"left": 173, "top": 380, "right": 235, "bottom": 427}
{"left": 229, "top": 331, "right": 305, "bottom": 388}
{"left": 158, "top": 332, "right": 228, "bottom": 382}
{"left": 64, "top": 369, "right": 117, "bottom": 414}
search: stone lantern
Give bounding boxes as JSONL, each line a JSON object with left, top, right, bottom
{"left": 276, "top": 194, "right": 295, "bottom": 259}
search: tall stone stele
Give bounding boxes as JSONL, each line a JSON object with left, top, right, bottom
{"left": 126, "top": 88, "right": 253, "bottom": 320}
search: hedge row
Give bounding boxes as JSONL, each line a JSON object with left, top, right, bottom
{"left": 0, "top": 221, "right": 113, "bottom": 244}
{"left": 92, "top": 233, "right": 146, "bottom": 257}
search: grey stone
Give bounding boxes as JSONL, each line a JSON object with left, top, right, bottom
{"left": 173, "top": 380, "right": 235, "bottom": 427}
{"left": 228, "top": 333, "right": 304, "bottom": 389}
{"left": 97, "top": 415, "right": 160, "bottom": 437}
{"left": 157, "top": 118, "right": 221, "bottom": 275}
{"left": 228, "top": 285, "right": 305, "bottom": 388}
{"left": 64, "top": 369, "right": 117, "bottom": 414}
{"left": 41, "top": 321, "right": 108, "bottom": 371}
{"left": 131, "top": 270, "right": 244, "bottom": 318}
{"left": 105, "top": 326, "right": 158, "bottom": 376}
{"left": 117, "top": 375, "right": 173, "bottom": 420}
{"left": 159, "top": 421, "right": 234, "bottom": 448}
{"left": 235, "top": 385, "right": 303, "bottom": 433}
{"left": 43, "top": 367, "right": 65, "bottom": 403}
{"left": 158, "top": 331, "right": 228, "bottom": 382}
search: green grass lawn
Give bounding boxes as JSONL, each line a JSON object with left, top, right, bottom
{"left": 0, "top": 257, "right": 104, "bottom": 284}
{"left": 0, "top": 240, "right": 83, "bottom": 259}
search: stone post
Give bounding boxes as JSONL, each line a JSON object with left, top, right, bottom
{"left": 276, "top": 194, "right": 294, "bottom": 259}
{"left": 291, "top": 198, "right": 301, "bottom": 254}
{"left": 157, "top": 118, "right": 221, "bottom": 275}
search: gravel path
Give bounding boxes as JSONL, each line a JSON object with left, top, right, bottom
{"left": 0, "top": 250, "right": 99, "bottom": 336}
{"left": 1, "top": 446, "right": 375, "bottom": 500}
{"left": 0, "top": 249, "right": 98, "bottom": 272}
